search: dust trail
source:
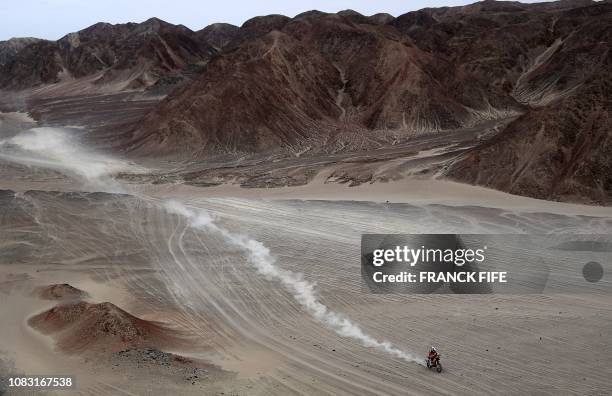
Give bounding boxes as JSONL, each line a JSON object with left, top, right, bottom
{"left": 0, "top": 125, "right": 423, "bottom": 365}
{"left": 164, "top": 200, "right": 425, "bottom": 366}
{"left": 0, "top": 127, "right": 139, "bottom": 192}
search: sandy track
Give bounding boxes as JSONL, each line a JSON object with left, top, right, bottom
{"left": 1, "top": 190, "right": 611, "bottom": 395}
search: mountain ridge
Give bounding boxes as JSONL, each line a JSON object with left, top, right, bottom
{"left": 0, "top": 0, "right": 610, "bottom": 203}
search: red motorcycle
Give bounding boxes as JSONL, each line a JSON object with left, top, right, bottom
{"left": 426, "top": 354, "right": 442, "bottom": 373}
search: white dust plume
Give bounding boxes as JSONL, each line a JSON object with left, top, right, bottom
{"left": 0, "top": 127, "right": 139, "bottom": 192}
{"left": 164, "top": 200, "right": 424, "bottom": 365}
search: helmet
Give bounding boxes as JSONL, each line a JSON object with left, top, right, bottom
{"left": 430, "top": 346, "right": 437, "bottom": 353}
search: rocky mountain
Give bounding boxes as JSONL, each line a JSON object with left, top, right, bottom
{"left": 446, "top": 2, "right": 612, "bottom": 202}
{"left": 196, "top": 23, "right": 240, "bottom": 50}
{"left": 126, "top": 7, "right": 522, "bottom": 155}
{"left": 0, "top": 18, "right": 218, "bottom": 93}
{"left": 122, "top": 0, "right": 611, "bottom": 203}
{"left": 0, "top": 37, "right": 44, "bottom": 66}
{"left": 1, "top": 0, "right": 609, "bottom": 203}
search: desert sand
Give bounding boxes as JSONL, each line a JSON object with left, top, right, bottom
{"left": 1, "top": 178, "right": 611, "bottom": 395}
{"left": 0, "top": 118, "right": 610, "bottom": 396}
{"left": 2, "top": 1, "right": 611, "bottom": 392}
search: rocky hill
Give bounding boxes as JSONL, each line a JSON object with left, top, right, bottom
{"left": 0, "top": 37, "right": 44, "bottom": 66}
{"left": 126, "top": 7, "right": 521, "bottom": 155}
{"left": 444, "top": 1, "right": 612, "bottom": 203}
{"left": 1, "top": 0, "right": 610, "bottom": 203}
{"left": 123, "top": 0, "right": 610, "bottom": 203}
{"left": 0, "top": 18, "right": 218, "bottom": 93}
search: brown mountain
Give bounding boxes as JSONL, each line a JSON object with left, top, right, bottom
{"left": 126, "top": 8, "right": 523, "bottom": 155}
{"left": 0, "top": 37, "right": 44, "bottom": 66}
{"left": 0, "top": 18, "right": 217, "bottom": 93}
{"left": 1, "top": 0, "right": 609, "bottom": 203}
{"left": 195, "top": 23, "right": 240, "bottom": 50}
{"left": 446, "top": 2, "right": 612, "bottom": 203}
{"left": 123, "top": 0, "right": 611, "bottom": 203}
{"left": 449, "top": 3, "right": 612, "bottom": 203}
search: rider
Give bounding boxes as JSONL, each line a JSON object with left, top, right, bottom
{"left": 428, "top": 346, "right": 439, "bottom": 365}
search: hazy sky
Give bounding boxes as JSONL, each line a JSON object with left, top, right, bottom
{"left": 0, "top": 0, "right": 555, "bottom": 41}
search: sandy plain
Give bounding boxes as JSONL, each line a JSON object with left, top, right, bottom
{"left": 0, "top": 106, "right": 611, "bottom": 395}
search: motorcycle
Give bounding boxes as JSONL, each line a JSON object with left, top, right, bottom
{"left": 426, "top": 354, "right": 442, "bottom": 373}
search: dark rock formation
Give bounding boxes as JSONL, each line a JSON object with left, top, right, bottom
{"left": 0, "top": 37, "right": 44, "bottom": 66}
{"left": 1, "top": 1, "right": 610, "bottom": 202}
{"left": 445, "top": 1, "right": 612, "bottom": 203}
{"left": 0, "top": 18, "right": 217, "bottom": 91}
